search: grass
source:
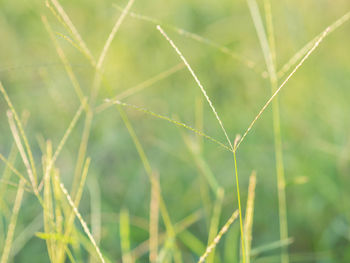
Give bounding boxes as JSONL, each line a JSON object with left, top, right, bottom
{"left": 1, "top": 0, "right": 350, "bottom": 262}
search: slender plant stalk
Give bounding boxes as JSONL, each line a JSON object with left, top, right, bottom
{"left": 206, "top": 188, "right": 224, "bottom": 263}
{"left": 43, "top": 141, "right": 55, "bottom": 262}
{"left": 53, "top": 165, "right": 105, "bottom": 263}
{"left": 0, "top": 83, "right": 38, "bottom": 191}
{"left": 198, "top": 210, "right": 239, "bottom": 263}
{"left": 88, "top": 175, "right": 102, "bottom": 263}
{"left": 3, "top": 85, "right": 62, "bottom": 227}
{"left": 178, "top": 230, "right": 206, "bottom": 256}
{"left": 120, "top": 209, "right": 133, "bottom": 263}
{"left": 149, "top": 172, "right": 160, "bottom": 263}
{"left": 251, "top": 237, "right": 294, "bottom": 257}
{"left": 244, "top": 172, "right": 257, "bottom": 263}
{"left": 0, "top": 179, "right": 25, "bottom": 263}
{"left": 246, "top": 0, "right": 289, "bottom": 261}
{"left": 56, "top": 158, "right": 91, "bottom": 262}
{"left": 6, "top": 111, "right": 38, "bottom": 195}
{"left": 233, "top": 136, "right": 246, "bottom": 263}
{"left": 0, "top": 112, "right": 31, "bottom": 216}
{"left": 264, "top": 2, "right": 289, "bottom": 262}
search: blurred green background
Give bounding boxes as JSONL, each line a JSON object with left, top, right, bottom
{"left": 1, "top": 0, "right": 350, "bottom": 262}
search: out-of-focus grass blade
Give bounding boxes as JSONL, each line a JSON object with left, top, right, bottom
{"left": 244, "top": 171, "right": 257, "bottom": 263}
{"left": 251, "top": 238, "right": 294, "bottom": 258}
{"left": 120, "top": 209, "right": 132, "bottom": 263}
{"left": 178, "top": 230, "right": 206, "bottom": 256}
{"left": 0, "top": 179, "right": 25, "bottom": 263}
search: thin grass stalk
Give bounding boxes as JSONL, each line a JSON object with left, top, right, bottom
{"left": 120, "top": 209, "right": 133, "bottom": 263}
{"left": 233, "top": 136, "right": 246, "bottom": 263}
{"left": 43, "top": 141, "right": 56, "bottom": 262}
{"left": 206, "top": 188, "right": 224, "bottom": 263}
{"left": 179, "top": 230, "right": 206, "bottom": 257}
{"left": 88, "top": 175, "right": 102, "bottom": 263}
{"left": 251, "top": 238, "right": 293, "bottom": 258}
{"left": 6, "top": 109, "right": 63, "bottom": 238}
{"left": 0, "top": 83, "right": 38, "bottom": 188}
{"left": 0, "top": 179, "right": 25, "bottom": 263}
{"left": 56, "top": 158, "right": 91, "bottom": 263}
{"left": 6, "top": 111, "right": 38, "bottom": 195}
{"left": 149, "top": 172, "right": 160, "bottom": 263}
{"left": 264, "top": 2, "right": 289, "bottom": 262}
{"left": 52, "top": 169, "right": 64, "bottom": 262}
{"left": 244, "top": 172, "right": 257, "bottom": 263}
{"left": 198, "top": 210, "right": 239, "bottom": 263}
{"left": 246, "top": 0, "right": 289, "bottom": 261}
{"left": 0, "top": 112, "right": 29, "bottom": 217}
{"left": 53, "top": 166, "right": 105, "bottom": 263}
{"left": 4, "top": 92, "right": 81, "bottom": 248}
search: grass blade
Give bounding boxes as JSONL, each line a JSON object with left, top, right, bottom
{"left": 6, "top": 111, "right": 38, "bottom": 195}
{"left": 149, "top": 172, "right": 160, "bottom": 263}
{"left": 0, "top": 83, "right": 38, "bottom": 189}
{"left": 120, "top": 209, "right": 133, "bottom": 263}
{"left": 0, "top": 179, "right": 25, "bottom": 263}
{"left": 54, "top": 166, "right": 105, "bottom": 263}
{"left": 244, "top": 171, "right": 257, "bottom": 263}
{"left": 206, "top": 188, "right": 224, "bottom": 263}
{"left": 246, "top": 0, "right": 288, "bottom": 261}
{"left": 198, "top": 210, "right": 239, "bottom": 263}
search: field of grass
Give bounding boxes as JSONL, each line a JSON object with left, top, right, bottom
{"left": 1, "top": 0, "right": 350, "bottom": 262}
